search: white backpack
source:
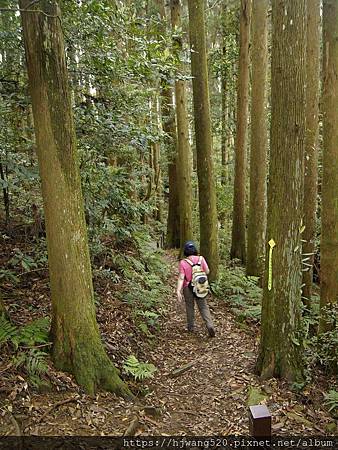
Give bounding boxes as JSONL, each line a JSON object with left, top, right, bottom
{"left": 185, "top": 256, "right": 209, "bottom": 298}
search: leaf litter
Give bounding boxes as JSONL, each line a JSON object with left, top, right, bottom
{"left": 0, "top": 251, "right": 336, "bottom": 436}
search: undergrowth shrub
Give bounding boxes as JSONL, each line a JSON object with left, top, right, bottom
{"left": 0, "top": 315, "right": 50, "bottom": 387}
{"left": 122, "top": 354, "right": 156, "bottom": 381}
{"left": 303, "top": 302, "right": 338, "bottom": 376}
{"left": 212, "top": 266, "right": 262, "bottom": 323}
{"left": 324, "top": 390, "right": 338, "bottom": 416}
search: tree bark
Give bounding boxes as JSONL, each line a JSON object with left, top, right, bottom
{"left": 220, "top": 3, "right": 228, "bottom": 186}
{"left": 19, "top": 0, "right": 131, "bottom": 397}
{"left": 0, "top": 292, "right": 7, "bottom": 318}
{"left": 257, "top": 0, "right": 307, "bottom": 382}
{"left": 171, "top": 0, "right": 193, "bottom": 250}
{"left": 155, "top": 1, "right": 181, "bottom": 249}
{"left": 230, "top": 0, "right": 251, "bottom": 264}
{"left": 0, "top": 163, "right": 10, "bottom": 227}
{"left": 320, "top": 0, "right": 338, "bottom": 331}
{"left": 246, "top": 0, "right": 268, "bottom": 277}
{"left": 161, "top": 82, "right": 180, "bottom": 248}
{"left": 187, "top": 0, "right": 219, "bottom": 280}
{"left": 302, "top": 0, "right": 320, "bottom": 307}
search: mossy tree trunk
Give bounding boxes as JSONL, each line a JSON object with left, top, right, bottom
{"left": 0, "top": 292, "right": 7, "bottom": 318}
{"left": 246, "top": 0, "right": 268, "bottom": 278}
{"left": 220, "top": 3, "right": 228, "bottom": 186}
{"left": 320, "top": 0, "right": 338, "bottom": 331}
{"left": 230, "top": 0, "right": 251, "bottom": 264}
{"left": 155, "top": 0, "right": 180, "bottom": 249}
{"left": 19, "top": 0, "right": 131, "bottom": 397}
{"left": 171, "top": 0, "right": 193, "bottom": 250}
{"left": 257, "top": 0, "right": 307, "bottom": 382}
{"left": 302, "top": 0, "right": 320, "bottom": 307}
{"left": 187, "top": 0, "right": 219, "bottom": 280}
{"left": 162, "top": 81, "right": 180, "bottom": 248}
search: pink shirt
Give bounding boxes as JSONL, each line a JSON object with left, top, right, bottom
{"left": 179, "top": 255, "right": 209, "bottom": 288}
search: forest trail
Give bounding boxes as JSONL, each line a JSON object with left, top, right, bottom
{"left": 0, "top": 252, "right": 334, "bottom": 436}
{"left": 143, "top": 253, "right": 259, "bottom": 434}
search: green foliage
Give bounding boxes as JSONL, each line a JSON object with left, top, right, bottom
{"left": 13, "top": 349, "right": 49, "bottom": 388}
{"left": 302, "top": 302, "right": 338, "bottom": 375}
{"left": 11, "top": 317, "right": 50, "bottom": 350}
{"left": 0, "top": 268, "right": 19, "bottom": 284}
{"left": 9, "top": 249, "right": 38, "bottom": 272}
{"left": 123, "top": 354, "right": 156, "bottom": 381}
{"left": 0, "top": 315, "right": 50, "bottom": 387}
{"left": 324, "top": 390, "right": 338, "bottom": 414}
{"left": 0, "top": 314, "right": 17, "bottom": 344}
{"left": 212, "top": 267, "right": 262, "bottom": 323}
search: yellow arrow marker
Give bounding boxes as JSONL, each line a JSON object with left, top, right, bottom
{"left": 268, "top": 239, "right": 276, "bottom": 291}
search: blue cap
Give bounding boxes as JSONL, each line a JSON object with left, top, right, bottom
{"left": 184, "top": 241, "right": 197, "bottom": 253}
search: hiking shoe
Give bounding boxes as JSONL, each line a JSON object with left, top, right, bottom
{"left": 208, "top": 327, "right": 216, "bottom": 338}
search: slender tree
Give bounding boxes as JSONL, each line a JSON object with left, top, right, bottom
{"left": 0, "top": 292, "right": 7, "bottom": 317}
{"left": 171, "top": 0, "right": 193, "bottom": 249}
{"left": 257, "top": 0, "right": 307, "bottom": 381}
{"left": 302, "top": 0, "right": 321, "bottom": 306}
{"left": 19, "top": 0, "right": 131, "bottom": 396}
{"left": 230, "top": 0, "right": 251, "bottom": 263}
{"left": 163, "top": 83, "right": 180, "bottom": 247}
{"left": 246, "top": 0, "right": 268, "bottom": 278}
{"left": 220, "top": 3, "right": 228, "bottom": 185}
{"left": 154, "top": 0, "right": 181, "bottom": 249}
{"left": 187, "top": 0, "right": 219, "bottom": 280}
{"left": 320, "top": 0, "right": 338, "bottom": 331}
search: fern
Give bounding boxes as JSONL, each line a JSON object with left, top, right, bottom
{"left": 26, "top": 349, "right": 49, "bottom": 375}
{"left": 324, "top": 390, "right": 338, "bottom": 413}
{"left": 11, "top": 317, "right": 50, "bottom": 349}
{"left": 13, "top": 349, "right": 49, "bottom": 388}
{"left": 0, "top": 314, "right": 18, "bottom": 345}
{"left": 123, "top": 355, "right": 156, "bottom": 381}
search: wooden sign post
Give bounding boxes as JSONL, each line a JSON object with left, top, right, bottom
{"left": 249, "top": 405, "right": 272, "bottom": 437}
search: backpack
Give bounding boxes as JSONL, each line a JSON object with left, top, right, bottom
{"left": 185, "top": 256, "right": 209, "bottom": 298}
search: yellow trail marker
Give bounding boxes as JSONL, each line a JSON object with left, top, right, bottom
{"left": 268, "top": 239, "right": 276, "bottom": 291}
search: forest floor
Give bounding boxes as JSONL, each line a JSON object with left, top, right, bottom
{"left": 0, "top": 248, "right": 337, "bottom": 437}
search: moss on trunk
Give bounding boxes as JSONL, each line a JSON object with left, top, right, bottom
{"left": 187, "top": 0, "right": 219, "bottom": 280}
{"left": 171, "top": 0, "right": 193, "bottom": 248}
{"left": 246, "top": 0, "right": 268, "bottom": 278}
{"left": 320, "top": 0, "right": 338, "bottom": 331}
{"left": 302, "top": 0, "right": 320, "bottom": 306}
{"left": 19, "top": 0, "right": 131, "bottom": 397}
{"left": 257, "top": 0, "right": 307, "bottom": 382}
{"left": 230, "top": 0, "right": 251, "bottom": 264}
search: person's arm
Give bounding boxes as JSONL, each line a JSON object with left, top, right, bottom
{"left": 177, "top": 273, "right": 184, "bottom": 302}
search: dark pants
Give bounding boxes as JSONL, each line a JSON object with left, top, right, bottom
{"left": 183, "top": 286, "right": 214, "bottom": 331}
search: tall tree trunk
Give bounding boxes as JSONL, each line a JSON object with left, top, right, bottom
{"left": 19, "top": 0, "right": 131, "bottom": 397}
{"left": 257, "top": 0, "right": 307, "bottom": 381}
{"left": 162, "top": 81, "right": 180, "bottom": 248}
{"left": 0, "top": 163, "right": 10, "bottom": 227}
{"left": 246, "top": 0, "right": 268, "bottom": 277}
{"left": 320, "top": 0, "right": 338, "bottom": 331}
{"left": 220, "top": 4, "right": 228, "bottom": 186}
{"left": 166, "top": 158, "right": 180, "bottom": 248}
{"left": 0, "top": 292, "right": 7, "bottom": 318}
{"left": 154, "top": 1, "right": 181, "bottom": 248}
{"left": 171, "top": 0, "right": 193, "bottom": 249}
{"left": 187, "top": 0, "right": 219, "bottom": 280}
{"left": 302, "top": 0, "right": 320, "bottom": 307}
{"left": 230, "top": 0, "right": 251, "bottom": 263}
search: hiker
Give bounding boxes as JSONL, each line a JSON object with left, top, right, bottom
{"left": 176, "top": 241, "right": 216, "bottom": 337}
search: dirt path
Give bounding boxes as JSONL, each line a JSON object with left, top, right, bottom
{"left": 138, "top": 254, "right": 259, "bottom": 434}
{"left": 0, "top": 253, "right": 335, "bottom": 436}
{"left": 132, "top": 254, "right": 336, "bottom": 435}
